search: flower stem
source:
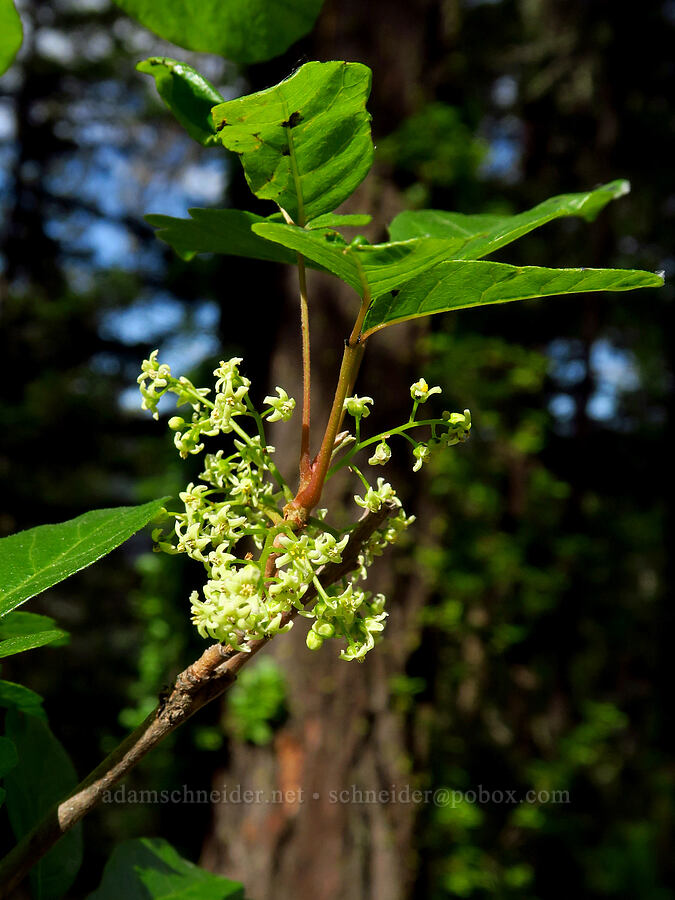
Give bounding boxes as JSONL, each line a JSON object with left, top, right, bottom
{"left": 287, "top": 337, "right": 366, "bottom": 520}
{"left": 327, "top": 417, "right": 451, "bottom": 478}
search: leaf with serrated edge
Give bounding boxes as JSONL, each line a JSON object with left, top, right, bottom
{"left": 388, "top": 180, "right": 631, "bottom": 260}
{"left": 0, "top": 498, "right": 169, "bottom": 618}
{"left": 137, "top": 57, "right": 223, "bottom": 146}
{"left": 362, "top": 261, "right": 664, "bottom": 336}
{"left": 212, "top": 61, "right": 373, "bottom": 222}
{"left": 253, "top": 222, "right": 464, "bottom": 298}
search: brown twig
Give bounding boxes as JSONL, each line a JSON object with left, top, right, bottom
{"left": 0, "top": 502, "right": 398, "bottom": 898}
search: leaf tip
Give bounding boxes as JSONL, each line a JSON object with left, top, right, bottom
{"left": 615, "top": 179, "right": 631, "bottom": 198}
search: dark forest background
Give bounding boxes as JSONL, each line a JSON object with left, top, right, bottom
{"left": 1, "top": 0, "right": 673, "bottom": 897}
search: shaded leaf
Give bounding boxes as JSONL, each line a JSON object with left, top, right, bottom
{"left": 0, "top": 498, "right": 169, "bottom": 617}
{"left": 0, "top": 679, "right": 46, "bottom": 718}
{"left": 0, "top": 736, "right": 18, "bottom": 778}
{"left": 388, "top": 180, "right": 631, "bottom": 259}
{"left": 0, "top": 0, "right": 22, "bottom": 76}
{"left": 4, "top": 709, "right": 82, "bottom": 899}
{"left": 87, "top": 837, "right": 244, "bottom": 899}
{"left": 0, "top": 631, "right": 67, "bottom": 660}
{"left": 137, "top": 57, "right": 224, "bottom": 146}
{"left": 253, "top": 222, "right": 461, "bottom": 298}
{"left": 362, "top": 261, "right": 664, "bottom": 336}
{"left": 145, "top": 209, "right": 296, "bottom": 264}
{"left": 0, "top": 735, "right": 18, "bottom": 808}
{"left": 213, "top": 61, "right": 373, "bottom": 222}
{"left": 113, "top": 0, "right": 324, "bottom": 65}
{"left": 0, "top": 610, "right": 65, "bottom": 638}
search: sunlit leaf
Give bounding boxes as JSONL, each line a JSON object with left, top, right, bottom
{"left": 87, "top": 837, "right": 245, "bottom": 899}
{"left": 253, "top": 222, "right": 462, "bottom": 298}
{"left": 0, "top": 498, "right": 169, "bottom": 617}
{"left": 213, "top": 61, "right": 373, "bottom": 222}
{"left": 388, "top": 180, "right": 631, "bottom": 259}
{"left": 306, "top": 213, "right": 372, "bottom": 229}
{"left": 362, "top": 261, "right": 664, "bottom": 336}
{"left": 0, "top": 0, "right": 22, "bottom": 76}
{"left": 4, "top": 709, "right": 82, "bottom": 899}
{"left": 137, "top": 57, "right": 224, "bottom": 146}
{"left": 145, "top": 209, "right": 296, "bottom": 263}
{"left": 113, "top": 0, "right": 324, "bottom": 64}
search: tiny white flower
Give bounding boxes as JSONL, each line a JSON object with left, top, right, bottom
{"left": 368, "top": 439, "right": 391, "bottom": 466}
{"left": 274, "top": 533, "right": 314, "bottom": 578}
{"left": 263, "top": 387, "right": 296, "bottom": 422}
{"left": 354, "top": 477, "right": 399, "bottom": 512}
{"left": 410, "top": 377, "right": 442, "bottom": 403}
{"left": 309, "top": 532, "right": 349, "bottom": 566}
{"left": 412, "top": 443, "right": 431, "bottom": 472}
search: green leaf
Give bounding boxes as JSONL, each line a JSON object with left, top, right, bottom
{"left": 145, "top": 209, "right": 297, "bottom": 264}
{"left": 0, "top": 679, "right": 46, "bottom": 718}
{"left": 0, "top": 736, "right": 18, "bottom": 778}
{"left": 0, "top": 610, "right": 67, "bottom": 659}
{"left": 0, "top": 735, "right": 18, "bottom": 807}
{"left": 388, "top": 180, "right": 631, "bottom": 260}
{"left": 213, "top": 61, "right": 373, "bottom": 222}
{"left": 87, "top": 837, "right": 245, "bottom": 899}
{"left": 137, "top": 58, "right": 224, "bottom": 146}
{"left": 113, "top": 0, "right": 324, "bottom": 64}
{"left": 0, "top": 498, "right": 169, "bottom": 618}
{"left": 362, "top": 261, "right": 664, "bottom": 336}
{"left": 0, "top": 631, "right": 67, "bottom": 659}
{"left": 4, "top": 709, "right": 83, "bottom": 899}
{"left": 306, "top": 213, "right": 372, "bottom": 229}
{"left": 253, "top": 222, "right": 461, "bottom": 298}
{"left": 0, "top": 0, "right": 22, "bottom": 76}
{"left": 0, "top": 610, "right": 65, "bottom": 638}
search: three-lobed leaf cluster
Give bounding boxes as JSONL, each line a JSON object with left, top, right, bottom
{"left": 140, "top": 59, "right": 663, "bottom": 334}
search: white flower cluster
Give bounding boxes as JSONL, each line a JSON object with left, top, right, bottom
{"left": 139, "top": 352, "right": 415, "bottom": 661}
{"left": 412, "top": 409, "right": 472, "bottom": 472}
{"left": 295, "top": 482, "right": 414, "bottom": 661}
{"left": 341, "top": 380, "right": 471, "bottom": 475}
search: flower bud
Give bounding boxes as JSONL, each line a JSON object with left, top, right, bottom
{"left": 343, "top": 394, "right": 374, "bottom": 419}
{"left": 306, "top": 630, "right": 324, "bottom": 651}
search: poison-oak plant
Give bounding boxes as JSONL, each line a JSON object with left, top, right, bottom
{"left": 0, "top": 57, "right": 663, "bottom": 898}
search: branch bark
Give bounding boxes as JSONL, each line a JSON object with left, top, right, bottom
{"left": 0, "top": 502, "right": 398, "bottom": 898}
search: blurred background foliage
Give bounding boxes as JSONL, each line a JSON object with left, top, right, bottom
{"left": 0, "top": 0, "right": 673, "bottom": 897}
